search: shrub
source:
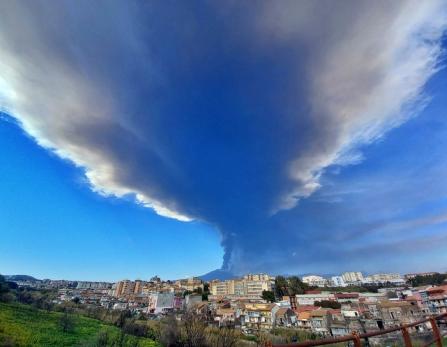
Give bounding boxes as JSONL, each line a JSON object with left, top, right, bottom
{"left": 59, "top": 311, "right": 75, "bottom": 333}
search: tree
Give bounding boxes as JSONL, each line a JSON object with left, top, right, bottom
{"left": 59, "top": 311, "right": 75, "bottom": 333}
{"left": 314, "top": 300, "right": 341, "bottom": 309}
{"left": 182, "top": 310, "right": 207, "bottom": 347}
{"left": 95, "top": 329, "right": 111, "bottom": 347}
{"left": 275, "top": 276, "right": 288, "bottom": 298}
{"left": 410, "top": 273, "right": 447, "bottom": 287}
{"left": 211, "top": 327, "right": 239, "bottom": 347}
{"left": 203, "top": 283, "right": 210, "bottom": 293}
{"left": 255, "top": 328, "right": 270, "bottom": 347}
{"left": 116, "top": 309, "right": 132, "bottom": 328}
{"left": 262, "top": 290, "right": 275, "bottom": 303}
{"left": 183, "top": 290, "right": 193, "bottom": 298}
{"left": 275, "top": 276, "right": 313, "bottom": 298}
{"left": 123, "top": 320, "right": 148, "bottom": 337}
{"left": 159, "top": 315, "right": 181, "bottom": 347}
{"left": 0, "top": 275, "right": 13, "bottom": 302}
{"left": 194, "top": 287, "right": 203, "bottom": 294}
{"left": 288, "top": 276, "right": 309, "bottom": 295}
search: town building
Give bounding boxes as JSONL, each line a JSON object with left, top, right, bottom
{"left": 272, "top": 307, "right": 297, "bottom": 327}
{"left": 76, "top": 281, "right": 112, "bottom": 290}
{"left": 114, "top": 280, "right": 134, "bottom": 297}
{"left": 302, "top": 275, "right": 328, "bottom": 287}
{"left": 295, "top": 292, "right": 335, "bottom": 305}
{"left": 210, "top": 274, "right": 275, "bottom": 298}
{"left": 175, "top": 277, "right": 204, "bottom": 292}
{"left": 148, "top": 292, "right": 175, "bottom": 314}
{"left": 363, "top": 273, "right": 405, "bottom": 285}
{"left": 214, "top": 308, "right": 236, "bottom": 327}
{"left": 341, "top": 272, "right": 364, "bottom": 284}
{"left": 420, "top": 285, "right": 447, "bottom": 314}
{"left": 331, "top": 276, "right": 347, "bottom": 287}
{"left": 378, "top": 300, "right": 423, "bottom": 328}
{"left": 240, "top": 303, "right": 276, "bottom": 333}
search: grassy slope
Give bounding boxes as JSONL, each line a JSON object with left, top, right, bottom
{"left": 0, "top": 303, "right": 159, "bottom": 347}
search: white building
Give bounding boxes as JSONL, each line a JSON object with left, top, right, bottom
{"left": 76, "top": 281, "right": 112, "bottom": 290}
{"left": 302, "top": 275, "right": 328, "bottom": 287}
{"left": 185, "top": 294, "right": 203, "bottom": 310}
{"left": 359, "top": 292, "right": 387, "bottom": 302}
{"left": 295, "top": 292, "right": 335, "bottom": 305}
{"left": 342, "top": 272, "right": 364, "bottom": 284}
{"left": 331, "top": 276, "right": 347, "bottom": 287}
{"left": 148, "top": 292, "right": 175, "bottom": 314}
{"left": 363, "top": 273, "right": 405, "bottom": 285}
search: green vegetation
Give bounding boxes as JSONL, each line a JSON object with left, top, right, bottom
{"left": 261, "top": 290, "right": 275, "bottom": 303}
{"left": 314, "top": 300, "right": 341, "bottom": 309}
{"left": 0, "top": 302, "right": 160, "bottom": 347}
{"left": 410, "top": 273, "right": 447, "bottom": 287}
{"left": 274, "top": 276, "right": 315, "bottom": 297}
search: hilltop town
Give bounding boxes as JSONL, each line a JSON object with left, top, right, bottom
{"left": 3, "top": 271, "right": 446, "bottom": 345}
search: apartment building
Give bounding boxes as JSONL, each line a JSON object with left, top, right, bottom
{"left": 175, "top": 277, "right": 203, "bottom": 292}
{"left": 379, "top": 300, "right": 423, "bottom": 327}
{"left": 331, "top": 276, "right": 347, "bottom": 287}
{"left": 363, "top": 273, "right": 404, "bottom": 285}
{"left": 114, "top": 280, "right": 135, "bottom": 297}
{"left": 210, "top": 274, "right": 274, "bottom": 298}
{"left": 76, "top": 281, "right": 112, "bottom": 290}
{"left": 148, "top": 292, "right": 175, "bottom": 314}
{"left": 295, "top": 292, "right": 335, "bottom": 305}
{"left": 420, "top": 285, "right": 447, "bottom": 314}
{"left": 302, "top": 275, "right": 328, "bottom": 287}
{"left": 342, "top": 272, "right": 364, "bottom": 284}
{"left": 114, "top": 279, "right": 149, "bottom": 296}
{"left": 240, "top": 303, "right": 276, "bottom": 332}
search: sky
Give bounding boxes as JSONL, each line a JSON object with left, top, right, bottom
{"left": 1, "top": 1, "right": 447, "bottom": 281}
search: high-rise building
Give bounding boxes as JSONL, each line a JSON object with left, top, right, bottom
{"left": 134, "top": 280, "right": 143, "bottom": 294}
{"left": 302, "top": 275, "right": 328, "bottom": 287}
{"left": 210, "top": 274, "right": 275, "bottom": 298}
{"left": 342, "top": 272, "right": 364, "bottom": 284}
{"left": 114, "top": 280, "right": 135, "bottom": 297}
{"left": 331, "top": 276, "right": 347, "bottom": 287}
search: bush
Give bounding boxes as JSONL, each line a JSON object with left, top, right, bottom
{"left": 314, "top": 300, "right": 341, "bottom": 309}
{"left": 208, "top": 326, "right": 239, "bottom": 347}
{"left": 59, "top": 311, "right": 75, "bottom": 333}
{"left": 159, "top": 316, "right": 181, "bottom": 347}
{"left": 182, "top": 310, "right": 207, "bottom": 347}
{"left": 95, "top": 329, "right": 111, "bottom": 347}
{"left": 123, "top": 321, "right": 149, "bottom": 337}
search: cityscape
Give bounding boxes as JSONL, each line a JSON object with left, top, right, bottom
{"left": 1, "top": 0, "right": 447, "bottom": 346}
{"left": 1, "top": 270, "right": 447, "bottom": 345}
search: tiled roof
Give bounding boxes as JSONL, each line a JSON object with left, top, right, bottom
{"left": 379, "top": 300, "right": 411, "bottom": 308}
{"left": 295, "top": 305, "right": 318, "bottom": 312}
{"left": 298, "top": 311, "right": 311, "bottom": 320}
{"left": 335, "top": 293, "right": 359, "bottom": 299}
{"left": 275, "top": 307, "right": 293, "bottom": 316}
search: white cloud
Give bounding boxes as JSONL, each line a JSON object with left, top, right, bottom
{"left": 259, "top": 0, "right": 447, "bottom": 211}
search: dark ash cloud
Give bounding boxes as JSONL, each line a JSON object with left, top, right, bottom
{"left": 1, "top": 0, "right": 446, "bottom": 273}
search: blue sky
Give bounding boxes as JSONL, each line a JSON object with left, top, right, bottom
{"left": 1, "top": 1, "right": 447, "bottom": 281}
{"left": 0, "top": 115, "right": 223, "bottom": 280}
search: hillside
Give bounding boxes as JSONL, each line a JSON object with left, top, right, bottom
{"left": 4, "top": 275, "right": 39, "bottom": 282}
{"left": 0, "top": 303, "right": 159, "bottom": 347}
{"left": 199, "top": 269, "right": 236, "bottom": 281}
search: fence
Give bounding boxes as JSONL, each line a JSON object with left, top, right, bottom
{"left": 272, "top": 312, "right": 447, "bottom": 347}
